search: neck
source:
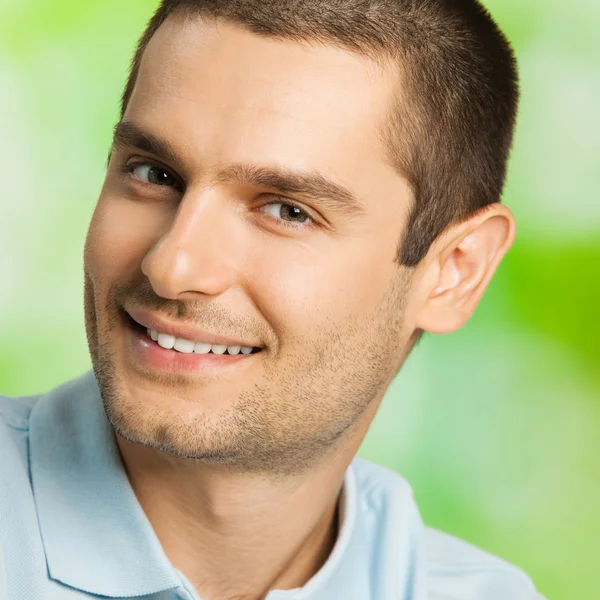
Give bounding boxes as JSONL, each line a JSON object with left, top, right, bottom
{"left": 116, "top": 435, "right": 349, "bottom": 600}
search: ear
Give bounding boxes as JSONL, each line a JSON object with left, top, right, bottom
{"left": 414, "top": 204, "right": 516, "bottom": 334}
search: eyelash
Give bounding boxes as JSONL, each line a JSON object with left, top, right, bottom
{"left": 120, "top": 159, "right": 318, "bottom": 231}
{"left": 121, "top": 160, "right": 184, "bottom": 192}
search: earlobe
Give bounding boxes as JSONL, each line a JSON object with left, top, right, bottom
{"left": 414, "top": 204, "right": 516, "bottom": 335}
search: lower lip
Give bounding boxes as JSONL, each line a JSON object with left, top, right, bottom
{"left": 122, "top": 312, "right": 259, "bottom": 375}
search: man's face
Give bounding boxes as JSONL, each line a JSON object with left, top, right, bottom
{"left": 84, "top": 15, "right": 418, "bottom": 473}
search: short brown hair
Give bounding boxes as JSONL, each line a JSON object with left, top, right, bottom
{"left": 120, "top": 0, "right": 519, "bottom": 267}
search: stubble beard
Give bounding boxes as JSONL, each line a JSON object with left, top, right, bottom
{"left": 83, "top": 270, "right": 409, "bottom": 476}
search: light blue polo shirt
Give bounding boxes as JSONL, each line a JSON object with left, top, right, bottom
{"left": 0, "top": 370, "right": 545, "bottom": 600}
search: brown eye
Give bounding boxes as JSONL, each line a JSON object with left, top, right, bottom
{"left": 132, "top": 164, "right": 179, "bottom": 188}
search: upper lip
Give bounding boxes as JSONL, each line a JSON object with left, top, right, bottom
{"left": 125, "top": 306, "right": 262, "bottom": 348}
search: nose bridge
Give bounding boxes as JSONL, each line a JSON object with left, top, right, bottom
{"left": 141, "top": 188, "right": 240, "bottom": 299}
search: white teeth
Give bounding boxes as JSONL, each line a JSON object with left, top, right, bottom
{"left": 147, "top": 329, "right": 257, "bottom": 356}
{"left": 173, "top": 338, "right": 195, "bottom": 354}
{"left": 157, "top": 333, "right": 175, "bottom": 349}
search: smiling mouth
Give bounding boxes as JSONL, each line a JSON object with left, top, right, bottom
{"left": 124, "top": 311, "right": 263, "bottom": 356}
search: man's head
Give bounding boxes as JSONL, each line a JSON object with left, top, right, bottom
{"left": 83, "top": 0, "right": 518, "bottom": 474}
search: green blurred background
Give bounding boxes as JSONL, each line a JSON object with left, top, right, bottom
{"left": 1, "top": 1, "right": 598, "bottom": 598}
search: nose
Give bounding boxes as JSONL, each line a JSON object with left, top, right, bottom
{"left": 141, "top": 189, "right": 244, "bottom": 300}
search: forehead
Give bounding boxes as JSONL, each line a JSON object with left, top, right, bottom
{"left": 126, "top": 14, "right": 409, "bottom": 204}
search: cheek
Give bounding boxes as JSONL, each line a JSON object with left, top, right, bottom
{"left": 250, "top": 238, "right": 393, "bottom": 338}
{"left": 85, "top": 194, "right": 162, "bottom": 284}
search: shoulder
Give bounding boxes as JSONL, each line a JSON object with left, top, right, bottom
{"left": 0, "top": 391, "right": 40, "bottom": 476}
{"left": 350, "top": 459, "right": 546, "bottom": 600}
{"left": 424, "top": 527, "right": 546, "bottom": 599}
{"left": 0, "top": 391, "right": 40, "bottom": 432}
{"left": 0, "top": 393, "right": 42, "bottom": 520}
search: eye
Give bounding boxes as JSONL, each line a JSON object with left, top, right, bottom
{"left": 133, "top": 164, "right": 178, "bottom": 187}
{"left": 122, "top": 160, "right": 183, "bottom": 191}
{"left": 260, "top": 201, "right": 315, "bottom": 229}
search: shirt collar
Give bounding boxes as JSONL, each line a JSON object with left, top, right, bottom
{"left": 28, "top": 370, "right": 409, "bottom": 599}
{"left": 29, "top": 370, "right": 181, "bottom": 597}
{"left": 264, "top": 459, "right": 357, "bottom": 600}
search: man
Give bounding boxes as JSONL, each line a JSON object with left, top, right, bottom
{"left": 0, "top": 1, "right": 546, "bottom": 599}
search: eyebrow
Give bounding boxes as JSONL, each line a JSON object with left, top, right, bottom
{"left": 111, "top": 120, "right": 367, "bottom": 219}
{"left": 216, "top": 164, "right": 367, "bottom": 219}
{"left": 112, "top": 120, "right": 182, "bottom": 166}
